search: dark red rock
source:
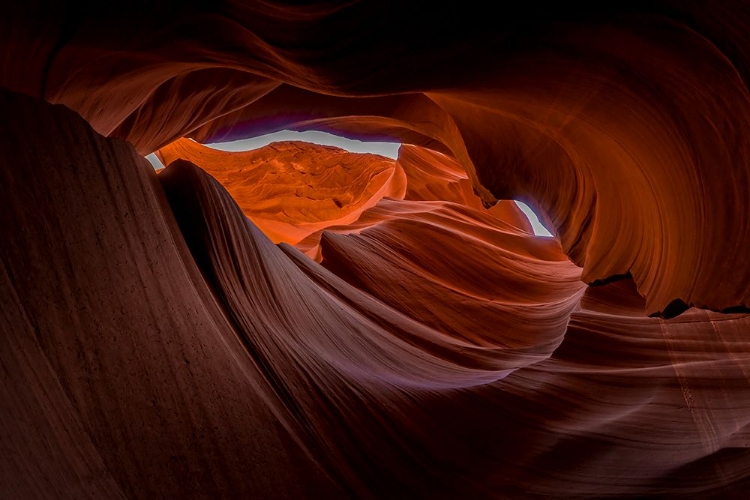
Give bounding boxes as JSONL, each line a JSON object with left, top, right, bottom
{"left": 3, "top": 2, "right": 750, "bottom": 497}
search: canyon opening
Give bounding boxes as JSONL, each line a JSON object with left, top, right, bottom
{"left": 2, "top": 2, "right": 750, "bottom": 499}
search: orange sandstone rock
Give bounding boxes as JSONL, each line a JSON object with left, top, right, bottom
{"left": 3, "top": 2, "right": 750, "bottom": 498}
{"left": 157, "top": 137, "right": 405, "bottom": 244}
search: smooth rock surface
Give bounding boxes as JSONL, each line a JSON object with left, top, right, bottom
{"left": 3, "top": 3, "right": 750, "bottom": 498}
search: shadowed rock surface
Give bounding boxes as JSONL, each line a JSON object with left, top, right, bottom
{"left": 3, "top": 2, "right": 750, "bottom": 498}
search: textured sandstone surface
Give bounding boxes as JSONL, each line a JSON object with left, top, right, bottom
{"left": 157, "top": 137, "right": 405, "bottom": 244}
{"left": 3, "top": 2, "right": 750, "bottom": 498}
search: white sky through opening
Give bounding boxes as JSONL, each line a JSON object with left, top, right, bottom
{"left": 146, "top": 130, "right": 552, "bottom": 236}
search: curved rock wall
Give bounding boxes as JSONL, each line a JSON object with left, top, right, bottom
{"left": 3, "top": 2, "right": 750, "bottom": 498}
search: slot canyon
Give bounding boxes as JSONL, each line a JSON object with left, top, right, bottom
{"left": 2, "top": 1, "right": 750, "bottom": 498}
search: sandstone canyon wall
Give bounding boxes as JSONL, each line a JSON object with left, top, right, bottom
{"left": 2, "top": 2, "right": 750, "bottom": 498}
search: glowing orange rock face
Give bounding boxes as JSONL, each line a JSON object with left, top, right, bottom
{"left": 293, "top": 143, "right": 536, "bottom": 259}
{"left": 157, "top": 138, "right": 405, "bottom": 244}
{"left": 3, "top": 2, "right": 750, "bottom": 499}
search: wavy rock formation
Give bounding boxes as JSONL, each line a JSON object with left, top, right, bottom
{"left": 3, "top": 2, "right": 750, "bottom": 498}
{"left": 157, "top": 138, "right": 405, "bottom": 244}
